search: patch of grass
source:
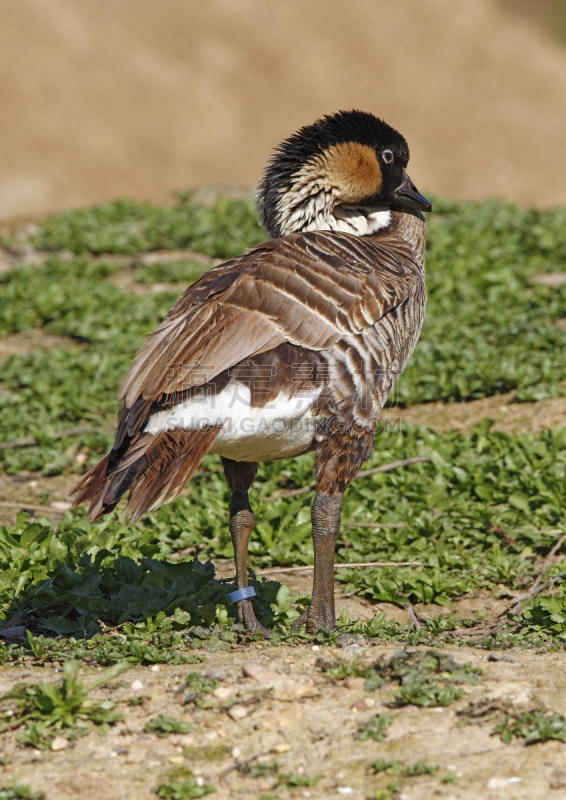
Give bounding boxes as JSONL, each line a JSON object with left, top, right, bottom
{"left": 355, "top": 713, "right": 392, "bottom": 741}
{"left": 519, "top": 591, "right": 566, "bottom": 638}
{"left": 29, "top": 194, "right": 265, "bottom": 258}
{"left": 315, "top": 655, "right": 376, "bottom": 683}
{"left": 372, "top": 759, "right": 438, "bottom": 777}
{"left": 144, "top": 714, "right": 191, "bottom": 738}
{"left": 1, "top": 194, "right": 566, "bottom": 655}
{"left": 494, "top": 707, "right": 566, "bottom": 744}
{"left": 178, "top": 672, "right": 219, "bottom": 707}
{"left": 392, "top": 681, "right": 463, "bottom": 708}
{"left": 155, "top": 778, "right": 214, "bottom": 799}
{"left": 399, "top": 198, "right": 566, "bottom": 404}
{"left": 181, "top": 744, "right": 230, "bottom": 761}
{"left": 282, "top": 773, "right": 320, "bottom": 787}
{"left": 238, "top": 760, "right": 319, "bottom": 790}
{"left": 0, "top": 197, "right": 565, "bottom": 476}
{"left": 0, "top": 660, "right": 128, "bottom": 747}
{"left": 367, "top": 649, "right": 479, "bottom": 708}
{"left": 241, "top": 760, "right": 279, "bottom": 779}
{"left": 0, "top": 787, "right": 45, "bottom": 800}
{"left": 372, "top": 786, "right": 400, "bottom": 800}
{"left": 134, "top": 259, "right": 210, "bottom": 285}
{"left": 0, "top": 421, "right": 565, "bottom": 646}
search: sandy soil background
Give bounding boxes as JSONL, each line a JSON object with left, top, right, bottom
{"left": 1, "top": 0, "right": 566, "bottom": 222}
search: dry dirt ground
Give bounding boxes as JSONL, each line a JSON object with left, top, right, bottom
{"left": 1, "top": 644, "right": 565, "bottom": 800}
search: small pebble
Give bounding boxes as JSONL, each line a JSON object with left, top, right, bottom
{"left": 125, "top": 747, "right": 149, "bottom": 764}
{"left": 169, "top": 755, "right": 183, "bottom": 764}
{"left": 150, "top": 665, "right": 160, "bottom": 672}
{"left": 131, "top": 680, "right": 144, "bottom": 690}
{"left": 213, "top": 686, "right": 233, "bottom": 699}
{"left": 342, "top": 644, "right": 365, "bottom": 655}
{"left": 232, "top": 746, "right": 241, "bottom": 758}
{"left": 242, "top": 661, "right": 280, "bottom": 682}
{"left": 365, "top": 698, "right": 375, "bottom": 708}
{"left": 312, "top": 645, "right": 319, "bottom": 651}
{"left": 350, "top": 700, "right": 368, "bottom": 712}
{"left": 168, "top": 734, "right": 194, "bottom": 747}
{"left": 204, "top": 668, "right": 224, "bottom": 680}
{"left": 228, "top": 704, "right": 249, "bottom": 721}
{"left": 0, "top": 626, "right": 26, "bottom": 641}
{"left": 337, "top": 789, "right": 354, "bottom": 796}
{"left": 50, "top": 737, "right": 68, "bottom": 752}
{"left": 272, "top": 742, "right": 291, "bottom": 753}
{"left": 487, "top": 777, "right": 522, "bottom": 789}
{"left": 274, "top": 680, "right": 319, "bottom": 701}
{"left": 344, "top": 677, "right": 365, "bottom": 692}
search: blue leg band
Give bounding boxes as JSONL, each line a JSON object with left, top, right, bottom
{"left": 227, "top": 586, "right": 257, "bottom": 604}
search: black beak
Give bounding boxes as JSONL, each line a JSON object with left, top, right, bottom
{"left": 394, "top": 175, "right": 432, "bottom": 213}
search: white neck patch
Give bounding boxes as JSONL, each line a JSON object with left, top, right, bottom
{"left": 331, "top": 205, "right": 392, "bottom": 236}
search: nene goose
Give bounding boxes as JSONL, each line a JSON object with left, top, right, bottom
{"left": 73, "top": 110, "right": 431, "bottom": 635}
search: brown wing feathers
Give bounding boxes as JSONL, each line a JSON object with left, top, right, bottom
{"left": 72, "top": 218, "right": 426, "bottom": 523}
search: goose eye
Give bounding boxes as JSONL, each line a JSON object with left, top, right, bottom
{"left": 382, "top": 149, "right": 394, "bottom": 164}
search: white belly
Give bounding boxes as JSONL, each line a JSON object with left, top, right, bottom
{"left": 144, "top": 383, "right": 321, "bottom": 462}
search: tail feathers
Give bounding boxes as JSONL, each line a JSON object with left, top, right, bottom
{"left": 72, "top": 451, "right": 117, "bottom": 519}
{"left": 71, "top": 426, "right": 221, "bottom": 524}
{"left": 124, "top": 427, "right": 219, "bottom": 524}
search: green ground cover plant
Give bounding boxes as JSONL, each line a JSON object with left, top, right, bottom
{"left": 28, "top": 193, "right": 265, "bottom": 258}
{"left": 0, "top": 660, "right": 129, "bottom": 748}
{"left": 156, "top": 778, "right": 214, "bottom": 800}
{"left": 519, "top": 590, "right": 566, "bottom": 638}
{"left": 144, "top": 714, "right": 191, "bottom": 737}
{"left": 0, "top": 787, "right": 45, "bottom": 800}
{"left": 0, "top": 196, "right": 564, "bottom": 474}
{"left": 372, "top": 760, "right": 438, "bottom": 777}
{"left": 0, "top": 193, "right": 564, "bottom": 656}
{"left": 0, "top": 196, "right": 564, "bottom": 475}
{"left": 494, "top": 706, "right": 566, "bottom": 744}
{"left": 0, "top": 420, "right": 564, "bottom": 645}
{"left": 400, "top": 197, "right": 566, "bottom": 404}
{"left": 355, "top": 713, "right": 392, "bottom": 741}
{"left": 366, "top": 649, "right": 479, "bottom": 708}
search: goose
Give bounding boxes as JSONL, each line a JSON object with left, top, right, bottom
{"left": 73, "top": 109, "right": 431, "bottom": 635}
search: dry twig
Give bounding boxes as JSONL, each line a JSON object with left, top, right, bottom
{"left": 404, "top": 601, "right": 422, "bottom": 630}
{"left": 0, "top": 425, "right": 110, "bottom": 451}
{"left": 343, "top": 522, "right": 405, "bottom": 529}
{"left": 0, "top": 500, "right": 69, "bottom": 514}
{"left": 254, "top": 560, "right": 422, "bottom": 577}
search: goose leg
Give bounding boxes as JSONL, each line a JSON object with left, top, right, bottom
{"left": 292, "top": 492, "right": 343, "bottom": 633}
{"left": 292, "top": 428, "right": 374, "bottom": 635}
{"left": 222, "top": 458, "right": 270, "bottom": 636}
